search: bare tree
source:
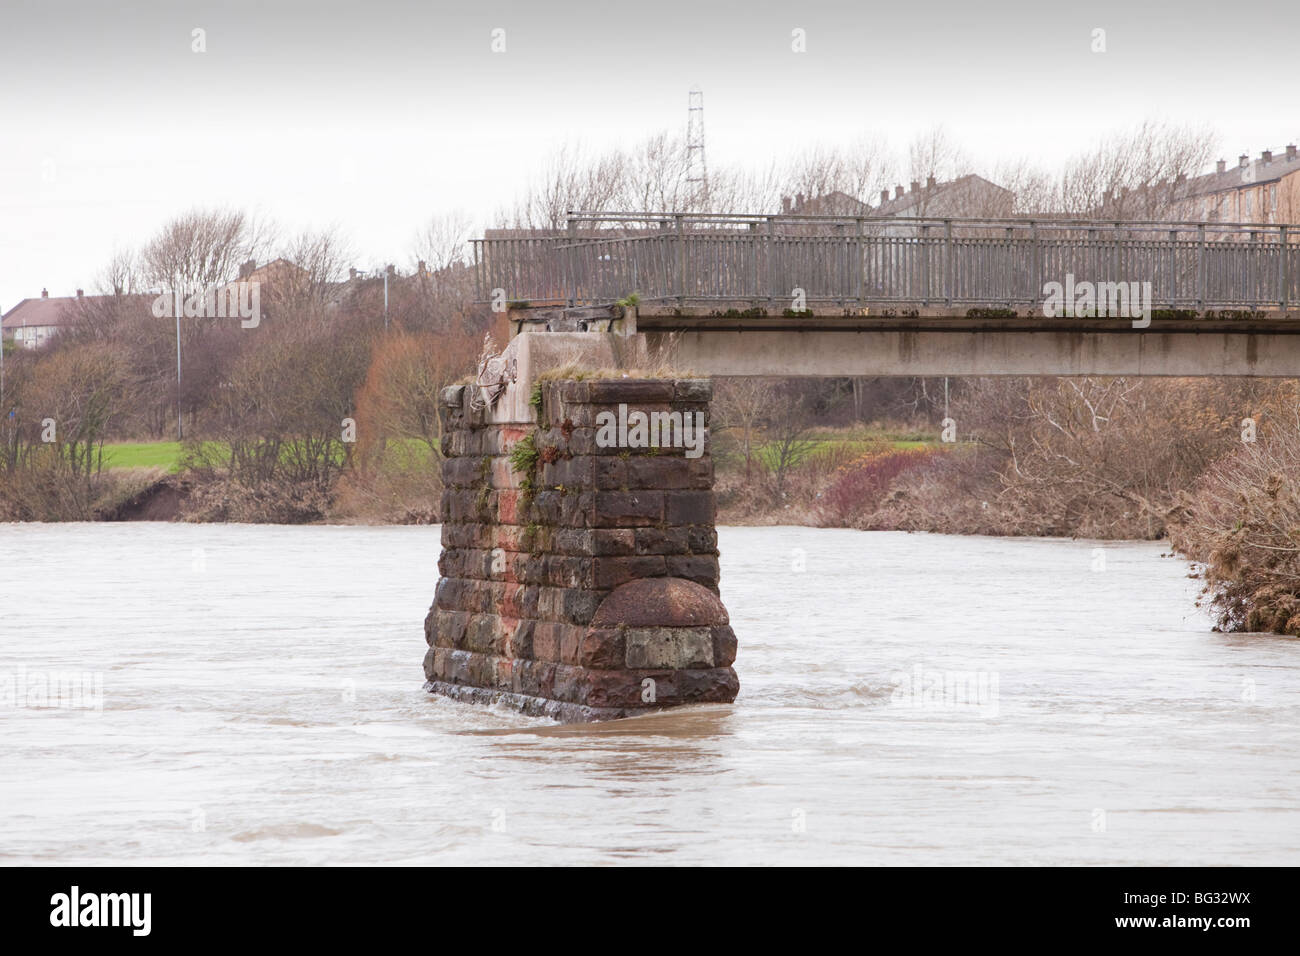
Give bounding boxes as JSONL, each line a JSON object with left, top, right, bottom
{"left": 507, "top": 143, "right": 629, "bottom": 229}
{"left": 765, "top": 384, "right": 820, "bottom": 502}
{"left": 97, "top": 247, "right": 142, "bottom": 295}
{"left": 1056, "top": 120, "right": 1217, "bottom": 219}
{"left": 714, "top": 377, "right": 776, "bottom": 480}
{"left": 413, "top": 211, "right": 474, "bottom": 274}
{"left": 276, "top": 226, "right": 353, "bottom": 315}
{"left": 141, "top": 207, "right": 274, "bottom": 292}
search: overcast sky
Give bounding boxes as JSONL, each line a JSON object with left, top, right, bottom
{"left": 2, "top": 0, "right": 1297, "bottom": 310}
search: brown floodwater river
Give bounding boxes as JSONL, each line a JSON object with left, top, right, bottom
{"left": 1, "top": 523, "right": 1297, "bottom": 864}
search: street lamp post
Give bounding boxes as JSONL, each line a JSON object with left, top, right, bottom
{"left": 174, "top": 277, "right": 183, "bottom": 441}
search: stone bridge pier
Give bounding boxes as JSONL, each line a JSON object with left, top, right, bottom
{"left": 423, "top": 332, "right": 739, "bottom": 722}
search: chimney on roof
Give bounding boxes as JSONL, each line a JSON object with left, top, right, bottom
{"left": 910, "top": 180, "right": 920, "bottom": 194}
{"left": 1239, "top": 154, "right": 1250, "bottom": 169}
{"left": 1216, "top": 159, "right": 1226, "bottom": 174}
{"left": 880, "top": 189, "right": 890, "bottom": 205}
{"left": 238, "top": 258, "right": 256, "bottom": 279}
{"left": 1289, "top": 144, "right": 1298, "bottom": 161}
{"left": 417, "top": 259, "right": 427, "bottom": 276}
{"left": 76, "top": 288, "right": 83, "bottom": 297}
{"left": 348, "top": 268, "right": 357, "bottom": 280}
{"left": 41, "top": 288, "right": 48, "bottom": 298}
{"left": 895, "top": 185, "right": 905, "bottom": 199}
{"left": 795, "top": 192, "right": 805, "bottom": 207}
{"left": 926, "top": 175, "right": 936, "bottom": 190}
{"left": 386, "top": 264, "right": 395, "bottom": 277}
{"left": 782, "top": 196, "right": 791, "bottom": 214}
{"left": 1262, "top": 150, "right": 1273, "bottom": 164}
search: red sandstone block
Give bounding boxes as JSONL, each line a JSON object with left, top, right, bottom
{"left": 558, "top": 381, "right": 591, "bottom": 403}
{"left": 532, "top": 622, "right": 562, "bottom": 662}
{"left": 587, "top": 379, "right": 676, "bottom": 403}
{"left": 527, "top": 491, "right": 563, "bottom": 526}
{"left": 434, "top": 609, "right": 470, "bottom": 648}
{"left": 558, "top": 491, "right": 595, "bottom": 527}
{"left": 687, "top": 526, "right": 718, "bottom": 554}
{"left": 632, "top": 527, "right": 690, "bottom": 555}
{"left": 685, "top": 458, "right": 714, "bottom": 489}
{"left": 497, "top": 488, "right": 521, "bottom": 525}
{"left": 581, "top": 665, "right": 739, "bottom": 708}
{"left": 593, "top": 555, "right": 667, "bottom": 589}
{"left": 581, "top": 669, "right": 667, "bottom": 709}
{"left": 665, "top": 554, "right": 720, "bottom": 588}
{"left": 500, "top": 582, "right": 526, "bottom": 618}
{"left": 672, "top": 666, "right": 740, "bottom": 703}
{"left": 439, "top": 548, "right": 470, "bottom": 580}
{"left": 593, "top": 457, "right": 627, "bottom": 490}
{"left": 579, "top": 628, "right": 626, "bottom": 669}
{"left": 554, "top": 555, "right": 596, "bottom": 589}
{"left": 712, "top": 625, "right": 738, "bottom": 667}
{"left": 548, "top": 401, "right": 595, "bottom": 427}
{"left": 559, "top": 624, "right": 586, "bottom": 665}
{"left": 674, "top": 379, "right": 713, "bottom": 403}
{"left": 490, "top": 456, "right": 519, "bottom": 490}
{"left": 593, "top": 491, "right": 664, "bottom": 527}
{"left": 563, "top": 428, "right": 599, "bottom": 456}
{"left": 505, "top": 619, "right": 534, "bottom": 659}
{"left": 625, "top": 456, "right": 696, "bottom": 490}
{"left": 590, "top": 529, "right": 635, "bottom": 555}
{"left": 443, "top": 522, "right": 491, "bottom": 550}
{"left": 551, "top": 663, "right": 589, "bottom": 703}
{"left": 495, "top": 524, "right": 532, "bottom": 553}
{"left": 428, "top": 646, "right": 450, "bottom": 680}
{"left": 541, "top": 456, "right": 590, "bottom": 489}
{"left": 468, "top": 651, "right": 497, "bottom": 688}
{"left": 501, "top": 425, "right": 532, "bottom": 445}
{"left": 562, "top": 587, "right": 605, "bottom": 625}
{"left": 551, "top": 528, "right": 589, "bottom": 555}
{"left": 445, "top": 648, "right": 475, "bottom": 685}
{"left": 463, "top": 613, "right": 506, "bottom": 655}
{"left": 512, "top": 552, "right": 546, "bottom": 586}
{"left": 516, "top": 659, "right": 557, "bottom": 699}
{"left": 438, "top": 577, "right": 506, "bottom": 615}
{"left": 665, "top": 490, "right": 715, "bottom": 526}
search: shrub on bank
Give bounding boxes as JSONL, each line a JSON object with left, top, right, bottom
{"left": 0, "top": 460, "right": 163, "bottom": 522}
{"left": 1167, "top": 431, "right": 1300, "bottom": 635}
{"left": 182, "top": 473, "right": 334, "bottom": 524}
{"left": 816, "top": 447, "right": 944, "bottom": 528}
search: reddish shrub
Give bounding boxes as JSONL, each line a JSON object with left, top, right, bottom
{"left": 817, "top": 447, "right": 943, "bottom": 527}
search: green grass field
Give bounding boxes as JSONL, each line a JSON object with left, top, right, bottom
{"left": 99, "top": 437, "right": 438, "bottom": 474}
{"left": 101, "top": 441, "right": 187, "bottom": 472}
{"left": 98, "top": 429, "right": 933, "bottom": 475}
{"left": 752, "top": 429, "right": 939, "bottom": 468}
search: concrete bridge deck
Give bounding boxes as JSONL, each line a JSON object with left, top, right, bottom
{"left": 483, "top": 212, "right": 1300, "bottom": 377}
{"left": 502, "top": 302, "right": 1300, "bottom": 378}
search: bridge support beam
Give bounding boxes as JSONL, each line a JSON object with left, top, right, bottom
{"left": 424, "top": 332, "right": 738, "bottom": 721}
{"left": 647, "top": 328, "right": 1300, "bottom": 377}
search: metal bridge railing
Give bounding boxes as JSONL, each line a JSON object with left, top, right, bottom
{"left": 473, "top": 212, "right": 1300, "bottom": 312}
